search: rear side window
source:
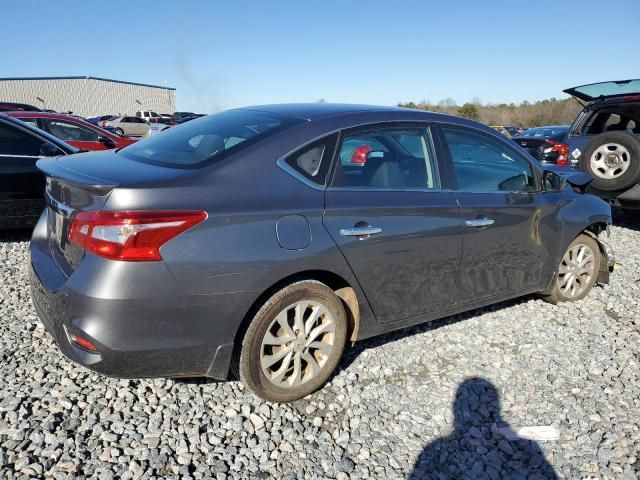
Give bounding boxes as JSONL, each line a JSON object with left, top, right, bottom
{"left": 16, "top": 117, "right": 39, "bottom": 129}
{"left": 283, "top": 133, "right": 338, "bottom": 186}
{"left": 332, "top": 127, "right": 439, "bottom": 189}
{"left": 121, "top": 110, "right": 302, "bottom": 167}
{"left": 0, "top": 121, "right": 46, "bottom": 156}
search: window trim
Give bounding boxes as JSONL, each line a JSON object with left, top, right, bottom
{"left": 434, "top": 122, "right": 544, "bottom": 194}
{"left": 327, "top": 121, "right": 444, "bottom": 193}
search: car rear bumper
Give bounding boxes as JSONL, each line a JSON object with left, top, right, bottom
{"left": 28, "top": 212, "right": 241, "bottom": 380}
{"left": 609, "top": 183, "right": 640, "bottom": 209}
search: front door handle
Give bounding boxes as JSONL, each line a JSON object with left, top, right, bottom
{"left": 465, "top": 218, "right": 495, "bottom": 228}
{"left": 340, "top": 226, "right": 383, "bottom": 238}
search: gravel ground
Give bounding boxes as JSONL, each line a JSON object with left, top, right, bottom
{"left": 1, "top": 211, "right": 639, "bottom": 480}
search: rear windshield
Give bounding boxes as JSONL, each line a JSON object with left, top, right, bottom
{"left": 119, "top": 110, "right": 299, "bottom": 167}
{"left": 514, "top": 127, "right": 568, "bottom": 138}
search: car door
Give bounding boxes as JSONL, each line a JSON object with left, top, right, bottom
{"left": 136, "top": 117, "right": 150, "bottom": 137}
{"left": 42, "top": 118, "right": 106, "bottom": 150}
{"left": 0, "top": 120, "right": 58, "bottom": 226}
{"left": 436, "top": 124, "right": 561, "bottom": 301}
{"left": 323, "top": 124, "right": 463, "bottom": 323}
{"left": 116, "top": 117, "right": 131, "bottom": 136}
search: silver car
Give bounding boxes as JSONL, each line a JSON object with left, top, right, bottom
{"left": 104, "top": 116, "right": 149, "bottom": 138}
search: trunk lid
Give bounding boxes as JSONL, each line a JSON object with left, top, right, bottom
{"left": 512, "top": 138, "right": 549, "bottom": 159}
{"left": 563, "top": 79, "right": 640, "bottom": 102}
{"left": 37, "top": 150, "right": 190, "bottom": 275}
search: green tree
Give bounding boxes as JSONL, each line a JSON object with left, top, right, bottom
{"left": 457, "top": 103, "right": 479, "bottom": 120}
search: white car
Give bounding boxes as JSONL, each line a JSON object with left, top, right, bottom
{"left": 103, "top": 116, "right": 149, "bottom": 138}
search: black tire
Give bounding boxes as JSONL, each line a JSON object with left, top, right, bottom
{"left": 236, "top": 280, "right": 347, "bottom": 402}
{"left": 543, "top": 234, "right": 601, "bottom": 304}
{"left": 580, "top": 131, "right": 640, "bottom": 192}
{"left": 115, "top": 128, "right": 125, "bottom": 137}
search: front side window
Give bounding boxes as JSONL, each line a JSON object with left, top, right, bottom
{"left": 45, "top": 119, "right": 100, "bottom": 142}
{"left": 0, "top": 121, "right": 46, "bottom": 156}
{"left": 332, "top": 127, "right": 438, "bottom": 189}
{"left": 121, "top": 110, "right": 301, "bottom": 167}
{"left": 442, "top": 127, "right": 537, "bottom": 193}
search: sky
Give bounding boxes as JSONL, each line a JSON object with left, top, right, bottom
{"left": 3, "top": 0, "right": 639, "bottom": 112}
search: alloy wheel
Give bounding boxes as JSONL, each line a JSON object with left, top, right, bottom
{"left": 558, "top": 243, "right": 596, "bottom": 299}
{"left": 260, "top": 300, "right": 335, "bottom": 388}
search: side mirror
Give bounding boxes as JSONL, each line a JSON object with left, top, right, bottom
{"left": 543, "top": 170, "right": 565, "bottom": 192}
{"left": 39, "top": 143, "right": 60, "bottom": 157}
{"left": 97, "top": 135, "right": 116, "bottom": 147}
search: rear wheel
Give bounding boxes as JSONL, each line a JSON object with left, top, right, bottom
{"left": 581, "top": 132, "right": 640, "bottom": 192}
{"left": 236, "top": 281, "right": 347, "bottom": 402}
{"left": 543, "top": 234, "right": 601, "bottom": 304}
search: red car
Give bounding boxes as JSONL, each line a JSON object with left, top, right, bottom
{"left": 5, "top": 112, "right": 136, "bottom": 151}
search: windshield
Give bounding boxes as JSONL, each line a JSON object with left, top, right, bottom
{"left": 120, "top": 110, "right": 300, "bottom": 167}
{"left": 564, "top": 79, "right": 640, "bottom": 102}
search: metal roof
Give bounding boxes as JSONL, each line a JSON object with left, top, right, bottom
{"left": 0, "top": 76, "right": 175, "bottom": 90}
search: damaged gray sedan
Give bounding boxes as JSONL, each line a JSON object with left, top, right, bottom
{"left": 30, "top": 104, "right": 613, "bottom": 402}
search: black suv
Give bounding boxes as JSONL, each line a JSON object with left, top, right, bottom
{"left": 564, "top": 79, "right": 640, "bottom": 211}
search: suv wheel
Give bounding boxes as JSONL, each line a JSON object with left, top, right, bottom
{"left": 236, "top": 280, "right": 347, "bottom": 402}
{"left": 543, "top": 234, "right": 601, "bottom": 304}
{"left": 581, "top": 131, "right": 640, "bottom": 191}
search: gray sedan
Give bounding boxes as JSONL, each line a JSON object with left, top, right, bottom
{"left": 30, "top": 104, "right": 612, "bottom": 402}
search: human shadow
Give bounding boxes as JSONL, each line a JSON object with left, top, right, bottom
{"left": 408, "top": 378, "right": 558, "bottom": 480}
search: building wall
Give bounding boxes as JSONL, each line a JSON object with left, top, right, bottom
{"left": 0, "top": 78, "right": 176, "bottom": 117}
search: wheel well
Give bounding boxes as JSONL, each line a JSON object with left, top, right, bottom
{"left": 585, "top": 221, "right": 608, "bottom": 237}
{"left": 233, "top": 270, "right": 361, "bottom": 352}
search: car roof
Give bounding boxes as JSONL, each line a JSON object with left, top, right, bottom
{"left": 7, "top": 111, "right": 85, "bottom": 120}
{"left": 521, "top": 125, "right": 568, "bottom": 130}
{"left": 5, "top": 111, "right": 118, "bottom": 135}
{"left": 0, "top": 113, "right": 78, "bottom": 153}
{"left": 235, "top": 103, "right": 411, "bottom": 121}
{"left": 232, "top": 103, "right": 502, "bottom": 138}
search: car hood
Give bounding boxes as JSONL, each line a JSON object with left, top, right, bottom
{"left": 563, "top": 79, "right": 640, "bottom": 102}
{"left": 37, "top": 149, "right": 189, "bottom": 187}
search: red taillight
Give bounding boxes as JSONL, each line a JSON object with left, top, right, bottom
{"left": 351, "top": 145, "right": 371, "bottom": 164}
{"left": 544, "top": 140, "right": 569, "bottom": 166}
{"left": 68, "top": 210, "right": 207, "bottom": 261}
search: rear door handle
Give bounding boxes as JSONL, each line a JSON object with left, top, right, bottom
{"left": 465, "top": 218, "right": 495, "bottom": 228}
{"left": 340, "top": 226, "right": 383, "bottom": 238}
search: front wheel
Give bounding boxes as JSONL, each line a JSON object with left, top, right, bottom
{"left": 115, "top": 128, "right": 125, "bottom": 137}
{"left": 236, "top": 281, "right": 347, "bottom": 402}
{"left": 543, "top": 234, "right": 601, "bottom": 304}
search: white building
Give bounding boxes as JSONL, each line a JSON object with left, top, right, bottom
{"left": 0, "top": 76, "right": 176, "bottom": 117}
